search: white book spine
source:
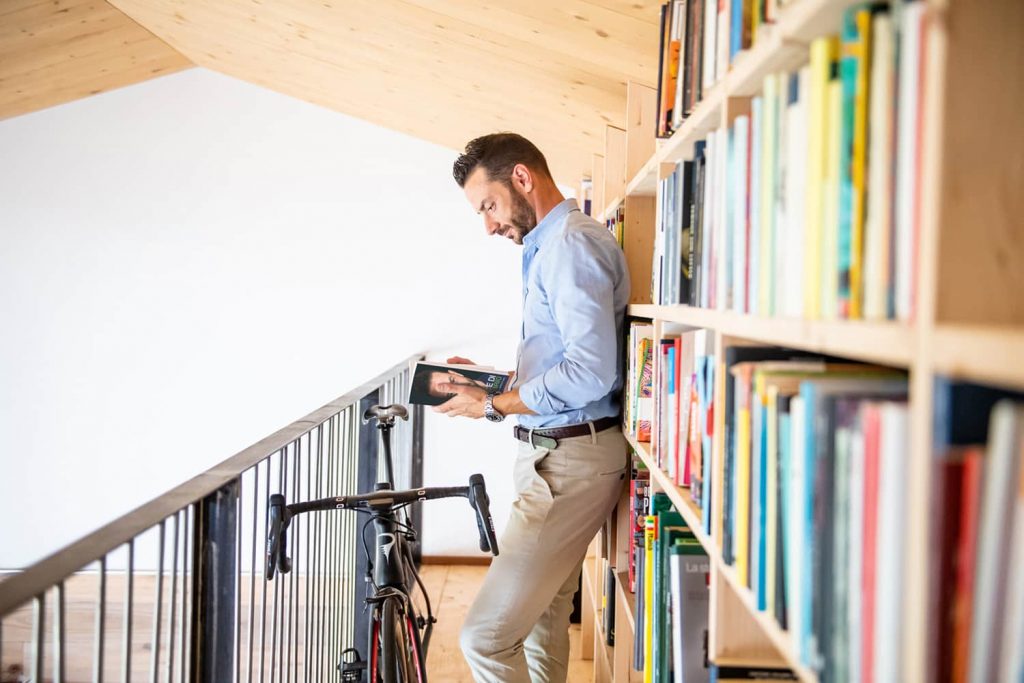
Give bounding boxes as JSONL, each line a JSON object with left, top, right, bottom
{"left": 732, "top": 116, "right": 750, "bottom": 314}
{"left": 749, "top": 97, "right": 763, "bottom": 317}
{"left": 703, "top": 0, "right": 717, "bottom": 91}
{"left": 968, "top": 401, "right": 1024, "bottom": 683}
{"left": 670, "top": 555, "right": 686, "bottom": 683}
{"left": 862, "top": 13, "right": 894, "bottom": 321}
{"left": 785, "top": 68, "right": 811, "bottom": 318}
{"left": 847, "top": 419, "right": 866, "bottom": 683}
{"left": 873, "top": 402, "right": 908, "bottom": 683}
{"left": 893, "top": 4, "right": 924, "bottom": 321}
{"left": 715, "top": 126, "right": 730, "bottom": 311}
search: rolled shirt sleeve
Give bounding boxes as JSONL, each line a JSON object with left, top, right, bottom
{"left": 518, "top": 230, "right": 620, "bottom": 415}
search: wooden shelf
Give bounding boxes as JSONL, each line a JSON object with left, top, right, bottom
{"left": 603, "top": 195, "right": 623, "bottom": 219}
{"left": 717, "top": 562, "right": 820, "bottom": 683}
{"left": 629, "top": 304, "right": 915, "bottom": 367}
{"left": 624, "top": 156, "right": 658, "bottom": 197}
{"left": 931, "top": 324, "right": 1024, "bottom": 390}
{"left": 624, "top": 430, "right": 712, "bottom": 554}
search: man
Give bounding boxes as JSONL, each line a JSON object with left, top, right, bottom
{"left": 438, "top": 132, "right": 630, "bottom": 683}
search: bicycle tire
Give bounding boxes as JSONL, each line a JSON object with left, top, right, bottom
{"left": 378, "top": 597, "right": 423, "bottom": 683}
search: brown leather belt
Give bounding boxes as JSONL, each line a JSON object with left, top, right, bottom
{"left": 513, "top": 415, "right": 621, "bottom": 450}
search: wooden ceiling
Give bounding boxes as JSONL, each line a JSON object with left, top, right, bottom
{"left": 1, "top": 0, "right": 660, "bottom": 182}
{"left": 0, "top": 0, "right": 191, "bottom": 121}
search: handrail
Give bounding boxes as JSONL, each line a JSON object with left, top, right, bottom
{"left": 0, "top": 354, "right": 420, "bottom": 616}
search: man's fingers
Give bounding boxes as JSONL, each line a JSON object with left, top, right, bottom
{"left": 446, "top": 356, "right": 475, "bottom": 365}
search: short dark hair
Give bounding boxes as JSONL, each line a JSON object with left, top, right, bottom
{"left": 453, "top": 133, "right": 553, "bottom": 188}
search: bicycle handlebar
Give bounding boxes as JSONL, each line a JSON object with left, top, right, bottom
{"left": 266, "top": 475, "right": 498, "bottom": 580}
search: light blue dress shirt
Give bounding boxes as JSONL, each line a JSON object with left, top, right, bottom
{"left": 514, "top": 199, "right": 630, "bottom": 429}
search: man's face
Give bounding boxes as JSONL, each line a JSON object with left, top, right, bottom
{"left": 463, "top": 166, "right": 537, "bottom": 245}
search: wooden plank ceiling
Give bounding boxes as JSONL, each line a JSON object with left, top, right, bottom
{"left": 0, "top": 0, "right": 191, "bottom": 121}
{"left": 2, "top": 0, "right": 661, "bottom": 182}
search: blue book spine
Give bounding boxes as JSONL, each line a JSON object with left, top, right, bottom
{"left": 756, "top": 390, "right": 769, "bottom": 610}
{"left": 749, "top": 96, "right": 762, "bottom": 316}
{"left": 700, "top": 358, "right": 715, "bottom": 534}
{"left": 837, "top": 9, "right": 859, "bottom": 316}
{"left": 730, "top": 0, "right": 744, "bottom": 61}
{"left": 799, "top": 381, "right": 819, "bottom": 667}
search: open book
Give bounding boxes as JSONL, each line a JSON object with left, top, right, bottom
{"left": 408, "top": 361, "right": 514, "bottom": 407}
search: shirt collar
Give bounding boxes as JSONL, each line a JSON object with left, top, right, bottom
{"left": 523, "top": 198, "right": 579, "bottom": 250}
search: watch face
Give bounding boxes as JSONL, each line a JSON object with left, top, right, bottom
{"left": 486, "top": 413, "right": 503, "bottom": 423}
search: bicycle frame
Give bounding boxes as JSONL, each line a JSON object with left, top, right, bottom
{"left": 267, "top": 404, "right": 498, "bottom": 682}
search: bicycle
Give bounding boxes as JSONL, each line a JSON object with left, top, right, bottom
{"left": 266, "top": 404, "right": 499, "bottom": 683}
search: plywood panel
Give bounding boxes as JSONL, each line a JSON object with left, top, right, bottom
{"left": 104, "top": 0, "right": 660, "bottom": 183}
{"left": 0, "top": 0, "right": 192, "bottom": 120}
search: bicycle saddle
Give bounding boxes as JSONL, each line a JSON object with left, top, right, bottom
{"left": 363, "top": 404, "right": 409, "bottom": 426}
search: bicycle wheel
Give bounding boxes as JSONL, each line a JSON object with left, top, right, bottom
{"left": 378, "top": 597, "right": 424, "bottom": 683}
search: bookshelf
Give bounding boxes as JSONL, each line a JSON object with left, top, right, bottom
{"left": 579, "top": 1, "right": 1024, "bottom": 682}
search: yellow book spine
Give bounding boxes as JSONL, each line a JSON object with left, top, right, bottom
{"left": 736, "top": 406, "right": 751, "bottom": 586}
{"left": 643, "top": 515, "right": 656, "bottom": 682}
{"left": 849, "top": 10, "right": 873, "bottom": 319}
{"left": 804, "top": 36, "right": 839, "bottom": 319}
{"left": 821, "top": 78, "right": 843, "bottom": 320}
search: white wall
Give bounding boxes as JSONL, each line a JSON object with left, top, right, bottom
{"left": 0, "top": 68, "right": 527, "bottom": 568}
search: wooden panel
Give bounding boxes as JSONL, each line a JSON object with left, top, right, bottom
{"left": 0, "top": 0, "right": 191, "bottom": 120}
{"left": 592, "top": 153, "right": 607, "bottom": 221}
{"left": 603, "top": 124, "right": 628, "bottom": 210}
{"left": 932, "top": 0, "right": 1024, "bottom": 325}
{"left": 625, "top": 81, "right": 658, "bottom": 182}
{"left": 104, "top": 0, "right": 660, "bottom": 184}
{"left": 623, "top": 195, "right": 656, "bottom": 305}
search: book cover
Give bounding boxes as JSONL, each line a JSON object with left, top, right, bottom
{"left": 847, "top": 8, "right": 875, "bottom": 319}
{"left": 804, "top": 37, "right": 839, "bottom": 319}
{"left": 862, "top": 12, "right": 894, "bottom": 321}
{"left": 407, "top": 361, "right": 513, "bottom": 406}
{"left": 670, "top": 539, "right": 711, "bottom": 683}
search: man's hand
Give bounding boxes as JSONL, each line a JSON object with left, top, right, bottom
{"left": 433, "top": 383, "right": 488, "bottom": 419}
{"left": 446, "top": 356, "right": 476, "bottom": 365}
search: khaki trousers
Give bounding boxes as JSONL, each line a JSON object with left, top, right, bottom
{"left": 459, "top": 425, "right": 628, "bottom": 683}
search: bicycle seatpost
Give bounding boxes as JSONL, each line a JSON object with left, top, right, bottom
{"left": 362, "top": 404, "right": 409, "bottom": 488}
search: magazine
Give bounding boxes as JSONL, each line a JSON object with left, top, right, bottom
{"left": 407, "top": 361, "right": 514, "bottom": 407}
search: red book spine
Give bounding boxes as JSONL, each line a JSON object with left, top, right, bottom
{"left": 951, "top": 447, "right": 984, "bottom": 683}
{"left": 861, "top": 403, "right": 882, "bottom": 683}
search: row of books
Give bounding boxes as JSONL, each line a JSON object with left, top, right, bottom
{"left": 651, "top": 2, "right": 928, "bottom": 321}
{"left": 654, "top": 0, "right": 798, "bottom": 138}
{"left": 720, "top": 348, "right": 909, "bottom": 680}
{"left": 929, "top": 383, "right": 1024, "bottom": 683}
{"left": 629, "top": 476, "right": 798, "bottom": 682}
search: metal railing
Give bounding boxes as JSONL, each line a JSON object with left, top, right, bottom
{"left": 0, "top": 356, "right": 423, "bottom": 683}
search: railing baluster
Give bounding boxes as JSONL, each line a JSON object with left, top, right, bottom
{"left": 314, "top": 422, "right": 325, "bottom": 677}
{"left": 303, "top": 428, "right": 315, "bottom": 683}
{"left": 55, "top": 581, "right": 66, "bottom": 683}
{"left": 182, "top": 506, "right": 192, "bottom": 683}
{"left": 167, "top": 513, "right": 179, "bottom": 683}
{"left": 289, "top": 436, "right": 301, "bottom": 682}
{"left": 32, "top": 592, "right": 45, "bottom": 683}
{"left": 95, "top": 557, "right": 107, "bottom": 683}
{"left": 237, "top": 472, "right": 244, "bottom": 683}
{"left": 124, "top": 539, "right": 134, "bottom": 683}
{"left": 248, "top": 465, "right": 259, "bottom": 683}
{"left": 259, "top": 458, "right": 270, "bottom": 683}
{"left": 151, "top": 521, "right": 165, "bottom": 683}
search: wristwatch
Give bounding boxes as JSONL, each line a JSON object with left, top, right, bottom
{"left": 483, "top": 394, "right": 505, "bottom": 423}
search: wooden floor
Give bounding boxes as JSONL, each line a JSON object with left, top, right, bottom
{"left": 418, "top": 564, "right": 594, "bottom": 682}
{"left": 0, "top": 565, "right": 593, "bottom": 683}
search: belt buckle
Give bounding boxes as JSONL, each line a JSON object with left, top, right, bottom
{"left": 526, "top": 427, "right": 559, "bottom": 451}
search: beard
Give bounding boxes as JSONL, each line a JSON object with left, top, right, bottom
{"left": 502, "top": 183, "right": 537, "bottom": 245}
